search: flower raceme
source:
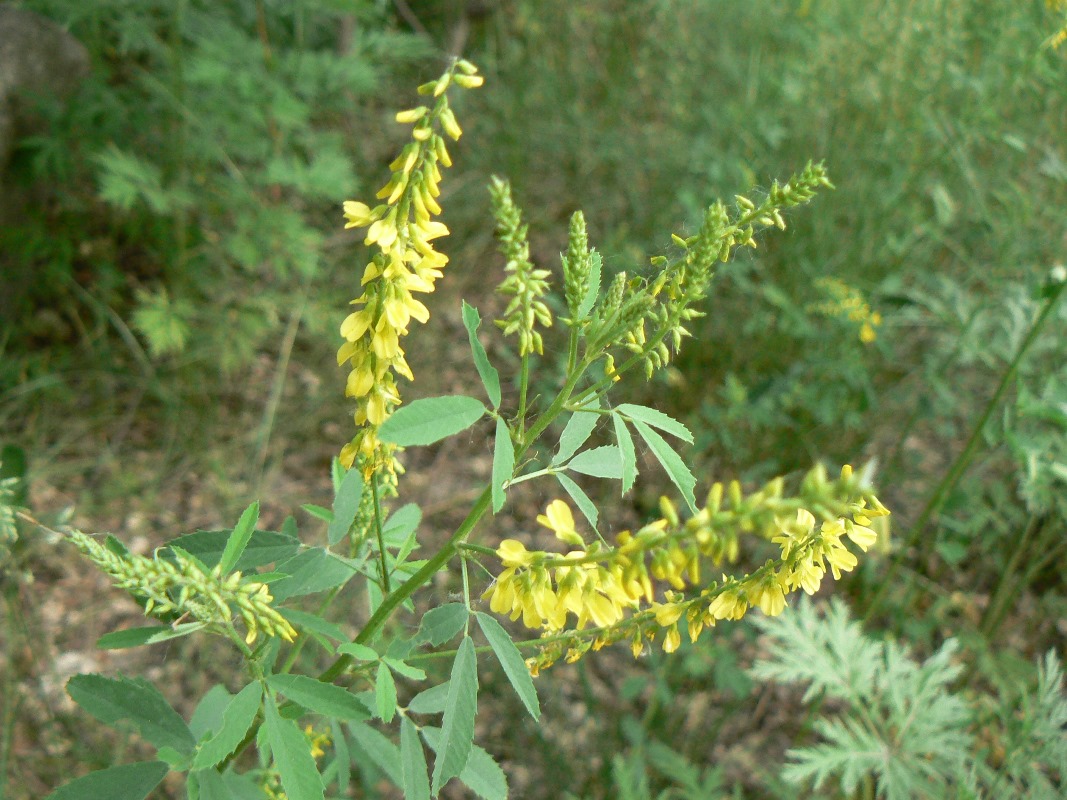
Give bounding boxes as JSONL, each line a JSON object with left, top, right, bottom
{"left": 482, "top": 465, "right": 888, "bottom": 672}
{"left": 69, "top": 531, "right": 295, "bottom": 645}
{"left": 337, "top": 60, "right": 483, "bottom": 474}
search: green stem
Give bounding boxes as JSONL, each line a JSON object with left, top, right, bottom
{"left": 371, "top": 473, "right": 391, "bottom": 595}
{"left": 566, "top": 324, "right": 579, "bottom": 376}
{"left": 866, "top": 278, "right": 1066, "bottom": 620}
{"left": 222, "top": 349, "right": 593, "bottom": 767}
{"left": 317, "top": 485, "right": 493, "bottom": 683}
{"left": 517, "top": 352, "right": 530, "bottom": 438}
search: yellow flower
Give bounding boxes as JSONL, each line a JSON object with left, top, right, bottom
{"left": 537, "top": 499, "right": 584, "bottom": 546}
{"left": 819, "top": 533, "right": 858, "bottom": 579}
{"left": 662, "top": 624, "right": 682, "bottom": 653}
{"left": 497, "top": 539, "right": 536, "bottom": 568}
{"left": 343, "top": 201, "right": 376, "bottom": 228}
{"left": 788, "top": 556, "right": 825, "bottom": 595}
{"left": 487, "top": 568, "right": 518, "bottom": 615}
{"left": 708, "top": 582, "right": 747, "bottom": 621}
{"left": 749, "top": 572, "right": 787, "bottom": 616}
{"left": 845, "top": 520, "right": 878, "bottom": 551}
{"left": 652, "top": 601, "right": 685, "bottom": 627}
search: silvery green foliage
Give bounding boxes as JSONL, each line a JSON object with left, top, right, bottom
{"left": 750, "top": 600, "right": 1067, "bottom": 800}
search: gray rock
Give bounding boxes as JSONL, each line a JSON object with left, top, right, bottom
{"left": 0, "top": 6, "right": 89, "bottom": 169}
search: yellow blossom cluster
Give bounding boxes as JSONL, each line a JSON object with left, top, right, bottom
{"left": 337, "top": 60, "right": 483, "bottom": 473}
{"left": 810, "top": 277, "right": 883, "bottom": 343}
{"left": 482, "top": 465, "right": 888, "bottom": 672}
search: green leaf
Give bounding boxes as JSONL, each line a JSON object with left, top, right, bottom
{"left": 96, "top": 623, "right": 206, "bottom": 650}
{"left": 376, "top": 661, "right": 398, "bottom": 722}
{"left": 476, "top": 612, "right": 540, "bottom": 720}
{"left": 218, "top": 502, "right": 260, "bottom": 575}
{"left": 43, "top": 761, "right": 169, "bottom": 800}
{"left": 616, "top": 403, "right": 694, "bottom": 443}
{"left": 408, "top": 682, "right": 449, "bottom": 715}
{"left": 577, "top": 250, "right": 602, "bottom": 319}
{"left": 192, "top": 682, "right": 262, "bottom": 770}
{"left": 328, "top": 467, "right": 364, "bottom": 546}
{"left": 492, "top": 417, "right": 515, "bottom": 513}
{"left": 462, "top": 302, "right": 502, "bottom": 408}
{"left": 221, "top": 772, "right": 267, "bottom": 800}
{"left": 264, "top": 696, "right": 324, "bottom": 800}
{"left": 378, "top": 396, "right": 486, "bottom": 446}
{"left": 458, "top": 743, "right": 509, "bottom": 800}
{"left": 381, "top": 503, "right": 422, "bottom": 545}
{"left": 416, "top": 602, "right": 469, "bottom": 646}
{"left": 567, "top": 445, "right": 623, "bottom": 479}
{"left": 337, "top": 642, "right": 379, "bottom": 661}
{"left": 555, "top": 472, "right": 599, "bottom": 532}
{"left": 271, "top": 548, "right": 358, "bottom": 601}
{"left": 401, "top": 717, "right": 431, "bottom": 800}
{"left": 267, "top": 675, "right": 370, "bottom": 721}
{"left": 67, "top": 674, "right": 196, "bottom": 755}
{"left": 301, "top": 504, "right": 332, "bottom": 523}
{"left": 164, "top": 529, "right": 299, "bottom": 571}
{"left": 329, "top": 718, "right": 351, "bottom": 795}
{"left": 346, "top": 721, "right": 402, "bottom": 785}
{"left": 431, "top": 636, "right": 479, "bottom": 794}
{"left": 188, "top": 767, "right": 229, "bottom": 800}
{"left": 553, "top": 398, "right": 601, "bottom": 465}
{"left": 189, "top": 685, "right": 233, "bottom": 740}
{"left": 612, "top": 413, "right": 638, "bottom": 495}
{"left": 421, "top": 729, "right": 508, "bottom": 800}
{"left": 631, "top": 419, "right": 697, "bottom": 513}
{"left": 382, "top": 657, "right": 427, "bottom": 681}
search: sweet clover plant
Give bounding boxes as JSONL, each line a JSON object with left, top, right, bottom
{"left": 31, "top": 60, "right": 889, "bottom": 800}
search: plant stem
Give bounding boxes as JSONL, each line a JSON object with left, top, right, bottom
{"left": 865, "top": 277, "right": 1066, "bottom": 620}
{"left": 517, "top": 352, "right": 530, "bottom": 438}
{"left": 371, "top": 473, "right": 391, "bottom": 595}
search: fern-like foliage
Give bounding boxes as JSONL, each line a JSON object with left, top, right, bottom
{"left": 750, "top": 599, "right": 971, "bottom": 798}
{"left": 981, "top": 650, "right": 1067, "bottom": 800}
{"left": 749, "top": 600, "right": 1067, "bottom": 799}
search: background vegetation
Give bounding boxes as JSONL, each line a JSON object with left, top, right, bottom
{"left": 2, "top": 0, "right": 1065, "bottom": 798}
